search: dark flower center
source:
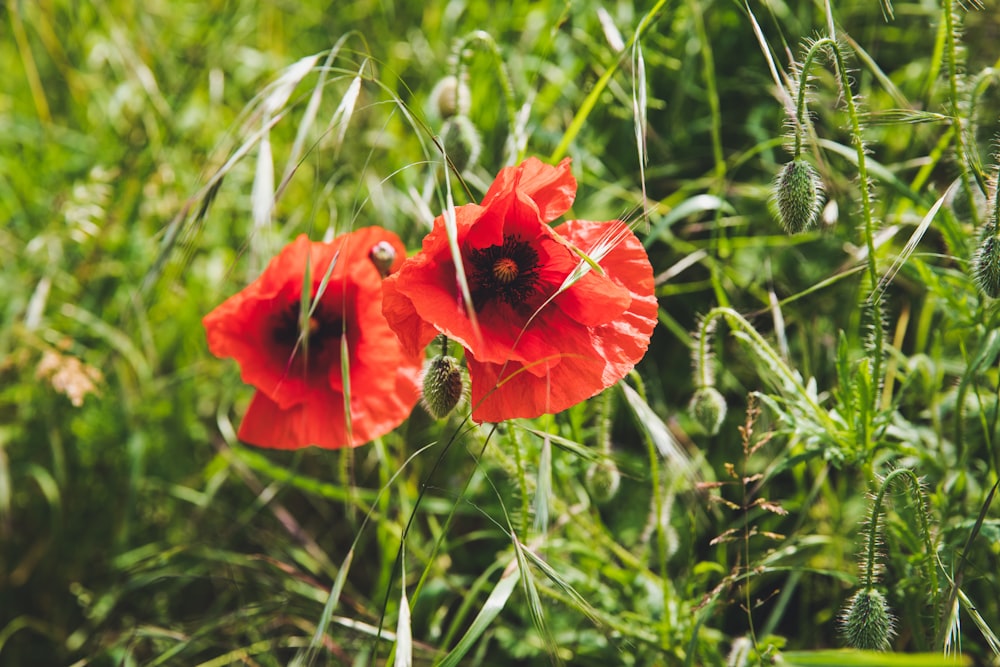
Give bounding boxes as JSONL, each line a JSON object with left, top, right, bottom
{"left": 468, "top": 235, "right": 540, "bottom": 310}
{"left": 272, "top": 302, "right": 343, "bottom": 376}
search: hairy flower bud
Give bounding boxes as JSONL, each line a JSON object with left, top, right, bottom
{"left": 972, "top": 222, "right": 1000, "bottom": 298}
{"left": 839, "top": 588, "right": 896, "bottom": 651}
{"left": 429, "top": 75, "right": 470, "bottom": 119}
{"left": 772, "top": 159, "right": 824, "bottom": 234}
{"left": 421, "top": 355, "right": 466, "bottom": 419}
{"left": 689, "top": 386, "right": 727, "bottom": 436}
{"left": 369, "top": 240, "right": 397, "bottom": 278}
{"left": 585, "top": 459, "right": 622, "bottom": 504}
{"left": 440, "top": 115, "right": 481, "bottom": 174}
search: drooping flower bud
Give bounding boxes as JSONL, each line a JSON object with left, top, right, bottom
{"left": 972, "top": 222, "right": 1000, "bottom": 298}
{"left": 429, "top": 75, "right": 470, "bottom": 119}
{"left": 369, "top": 240, "right": 397, "bottom": 278}
{"left": 839, "top": 588, "right": 896, "bottom": 651}
{"left": 689, "top": 386, "right": 727, "bottom": 436}
{"left": 772, "top": 159, "right": 824, "bottom": 234}
{"left": 584, "top": 459, "right": 622, "bottom": 504}
{"left": 440, "top": 115, "right": 481, "bottom": 174}
{"left": 421, "top": 354, "right": 466, "bottom": 419}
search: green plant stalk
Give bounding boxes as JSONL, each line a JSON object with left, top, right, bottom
{"left": 792, "top": 29, "right": 890, "bottom": 419}
{"left": 942, "top": 0, "right": 982, "bottom": 213}
{"left": 597, "top": 388, "right": 614, "bottom": 455}
{"left": 792, "top": 42, "right": 826, "bottom": 159}
{"left": 696, "top": 307, "right": 839, "bottom": 433}
{"left": 629, "top": 371, "right": 670, "bottom": 646}
{"left": 862, "top": 468, "right": 936, "bottom": 597}
{"left": 508, "top": 423, "right": 531, "bottom": 535}
{"left": 688, "top": 0, "right": 731, "bottom": 307}
{"left": 817, "top": 36, "right": 885, "bottom": 408}
{"left": 694, "top": 316, "right": 716, "bottom": 388}
{"left": 453, "top": 30, "right": 518, "bottom": 155}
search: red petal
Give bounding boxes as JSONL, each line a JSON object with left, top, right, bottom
{"left": 481, "top": 157, "right": 576, "bottom": 222}
{"left": 239, "top": 388, "right": 348, "bottom": 449}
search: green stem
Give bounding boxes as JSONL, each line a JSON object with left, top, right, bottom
{"left": 696, "top": 307, "right": 839, "bottom": 433}
{"left": 688, "top": 0, "right": 730, "bottom": 307}
{"left": 597, "top": 389, "right": 614, "bottom": 455}
{"left": 509, "top": 423, "right": 531, "bottom": 535}
{"left": 824, "top": 35, "right": 885, "bottom": 408}
{"left": 863, "top": 468, "right": 934, "bottom": 592}
{"left": 941, "top": 0, "right": 981, "bottom": 217}
{"left": 792, "top": 42, "right": 829, "bottom": 159}
{"left": 452, "top": 30, "right": 519, "bottom": 158}
{"left": 629, "top": 372, "right": 669, "bottom": 646}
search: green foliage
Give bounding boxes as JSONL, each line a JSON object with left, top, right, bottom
{"left": 4, "top": 0, "right": 1000, "bottom": 665}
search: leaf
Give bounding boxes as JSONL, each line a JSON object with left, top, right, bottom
{"left": 393, "top": 566, "right": 412, "bottom": 667}
{"left": 435, "top": 560, "right": 520, "bottom": 667}
{"left": 646, "top": 194, "right": 736, "bottom": 247}
{"left": 621, "top": 382, "right": 695, "bottom": 481}
{"left": 776, "top": 649, "right": 970, "bottom": 667}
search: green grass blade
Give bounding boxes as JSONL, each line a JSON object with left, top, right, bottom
{"left": 777, "top": 650, "right": 970, "bottom": 667}
{"left": 435, "top": 560, "right": 520, "bottom": 667}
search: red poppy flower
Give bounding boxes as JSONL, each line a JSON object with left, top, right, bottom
{"left": 204, "top": 228, "right": 422, "bottom": 449}
{"left": 382, "top": 157, "right": 657, "bottom": 422}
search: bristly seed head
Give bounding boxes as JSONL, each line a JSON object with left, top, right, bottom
{"left": 421, "top": 354, "right": 466, "bottom": 419}
{"left": 839, "top": 588, "right": 896, "bottom": 651}
{"left": 972, "top": 222, "right": 1000, "bottom": 298}
{"left": 429, "top": 75, "right": 470, "bottom": 119}
{"left": 689, "top": 386, "right": 727, "bottom": 436}
{"left": 584, "top": 459, "right": 622, "bottom": 504}
{"left": 440, "top": 115, "right": 482, "bottom": 174}
{"left": 772, "top": 159, "right": 824, "bottom": 234}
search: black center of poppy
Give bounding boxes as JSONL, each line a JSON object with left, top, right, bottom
{"left": 468, "top": 236, "right": 540, "bottom": 310}
{"left": 272, "top": 302, "right": 343, "bottom": 374}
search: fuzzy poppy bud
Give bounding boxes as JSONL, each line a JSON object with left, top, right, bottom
{"left": 429, "top": 75, "right": 471, "bottom": 119}
{"left": 772, "top": 159, "right": 824, "bottom": 234}
{"left": 972, "top": 222, "right": 1000, "bottom": 298}
{"left": 689, "top": 386, "right": 727, "bottom": 436}
{"left": 369, "top": 240, "right": 397, "bottom": 278}
{"left": 421, "top": 354, "right": 465, "bottom": 419}
{"left": 440, "top": 115, "right": 481, "bottom": 174}
{"left": 839, "top": 588, "right": 896, "bottom": 651}
{"left": 584, "top": 459, "right": 621, "bottom": 504}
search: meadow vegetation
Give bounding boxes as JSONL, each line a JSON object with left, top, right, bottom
{"left": 2, "top": 0, "right": 1000, "bottom": 664}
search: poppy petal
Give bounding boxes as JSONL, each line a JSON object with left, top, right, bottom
{"left": 481, "top": 157, "right": 576, "bottom": 222}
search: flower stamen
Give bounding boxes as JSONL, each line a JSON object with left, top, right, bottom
{"left": 468, "top": 235, "right": 540, "bottom": 310}
{"left": 492, "top": 257, "right": 519, "bottom": 284}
